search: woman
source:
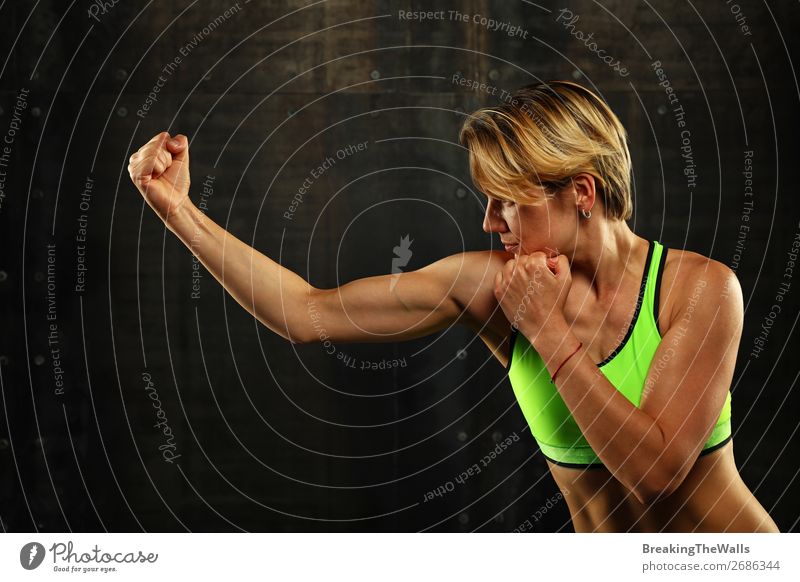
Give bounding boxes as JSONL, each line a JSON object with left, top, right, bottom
{"left": 128, "top": 80, "right": 779, "bottom": 533}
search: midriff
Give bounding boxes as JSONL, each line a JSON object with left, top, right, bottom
{"left": 547, "top": 440, "right": 780, "bottom": 533}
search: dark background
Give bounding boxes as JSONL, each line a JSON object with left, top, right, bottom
{"left": 1, "top": 0, "right": 798, "bottom": 532}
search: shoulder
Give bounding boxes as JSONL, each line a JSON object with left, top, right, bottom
{"left": 660, "top": 247, "right": 743, "bottom": 334}
{"left": 458, "top": 249, "right": 516, "bottom": 269}
{"left": 428, "top": 250, "right": 515, "bottom": 336}
{"left": 413, "top": 249, "right": 513, "bottom": 306}
{"left": 429, "top": 250, "right": 515, "bottom": 286}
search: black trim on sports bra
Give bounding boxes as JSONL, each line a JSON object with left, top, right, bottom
{"left": 542, "top": 434, "right": 733, "bottom": 470}
{"left": 653, "top": 244, "right": 668, "bottom": 337}
{"left": 595, "top": 239, "right": 654, "bottom": 367}
{"left": 505, "top": 240, "right": 655, "bottom": 372}
{"left": 505, "top": 327, "right": 519, "bottom": 372}
{"left": 542, "top": 454, "right": 607, "bottom": 469}
{"left": 697, "top": 434, "right": 732, "bottom": 456}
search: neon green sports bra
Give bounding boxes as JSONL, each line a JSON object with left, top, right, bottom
{"left": 506, "top": 240, "right": 732, "bottom": 468}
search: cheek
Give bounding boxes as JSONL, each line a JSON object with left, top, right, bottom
{"left": 504, "top": 208, "right": 522, "bottom": 233}
{"left": 515, "top": 207, "right": 562, "bottom": 250}
{"left": 514, "top": 207, "right": 545, "bottom": 238}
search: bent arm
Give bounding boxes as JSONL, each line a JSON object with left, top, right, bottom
{"left": 531, "top": 261, "right": 740, "bottom": 504}
{"left": 165, "top": 200, "right": 473, "bottom": 345}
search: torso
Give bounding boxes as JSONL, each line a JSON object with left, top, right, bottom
{"left": 462, "top": 237, "right": 779, "bottom": 532}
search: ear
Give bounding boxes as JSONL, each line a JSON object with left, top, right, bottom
{"left": 570, "top": 173, "right": 597, "bottom": 214}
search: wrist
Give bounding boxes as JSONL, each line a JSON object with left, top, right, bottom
{"left": 525, "top": 316, "right": 579, "bottom": 366}
{"left": 163, "top": 198, "right": 199, "bottom": 234}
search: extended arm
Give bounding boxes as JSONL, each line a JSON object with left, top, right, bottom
{"left": 164, "top": 200, "right": 471, "bottom": 344}
{"left": 129, "top": 132, "right": 483, "bottom": 345}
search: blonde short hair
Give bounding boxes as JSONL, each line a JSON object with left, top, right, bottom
{"left": 458, "top": 80, "right": 633, "bottom": 221}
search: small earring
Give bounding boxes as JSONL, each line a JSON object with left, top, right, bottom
{"left": 580, "top": 208, "right": 592, "bottom": 219}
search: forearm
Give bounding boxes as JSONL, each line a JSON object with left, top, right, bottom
{"left": 524, "top": 319, "right": 668, "bottom": 503}
{"left": 164, "top": 200, "right": 314, "bottom": 343}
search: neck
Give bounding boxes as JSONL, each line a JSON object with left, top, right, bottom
{"left": 568, "top": 218, "right": 645, "bottom": 300}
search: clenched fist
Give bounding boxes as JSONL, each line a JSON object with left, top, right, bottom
{"left": 494, "top": 252, "right": 572, "bottom": 338}
{"left": 128, "top": 132, "right": 191, "bottom": 222}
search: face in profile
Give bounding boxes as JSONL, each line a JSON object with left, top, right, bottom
{"left": 481, "top": 183, "right": 581, "bottom": 258}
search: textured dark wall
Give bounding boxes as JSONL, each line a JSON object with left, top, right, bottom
{"left": 1, "top": 0, "right": 798, "bottom": 532}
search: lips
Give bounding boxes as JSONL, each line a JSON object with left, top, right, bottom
{"left": 503, "top": 243, "right": 518, "bottom": 253}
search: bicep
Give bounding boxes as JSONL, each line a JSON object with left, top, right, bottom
{"left": 303, "top": 253, "right": 473, "bottom": 344}
{"left": 639, "top": 265, "right": 743, "bottom": 469}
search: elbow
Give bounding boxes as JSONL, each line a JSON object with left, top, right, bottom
{"left": 634, "top": 482, "right": 673, "bottom": 506}
{"left": 253, "top": 316, "right": 309, "bottom": 344}
{"left": 285, "top": 285, "right": 320, "bottom": 345}
{"left": 633, "top": 464, "right": 684, "bottom": 505}
{"left": 285, "top": 321, "right": 312, "bottom": 345}
{"left": 290, "top": 330, "right": 314, "bottom": 345}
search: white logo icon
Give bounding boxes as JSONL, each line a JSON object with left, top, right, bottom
{"left": 389, "top": 234, "right": 414, "bottom": 291}
{"left": 20, "top": 542, "right": 46, "bottom": 570}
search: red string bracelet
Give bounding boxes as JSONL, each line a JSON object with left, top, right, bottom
{"left": 550, "top": 341, "right": 583, "bottom": 384}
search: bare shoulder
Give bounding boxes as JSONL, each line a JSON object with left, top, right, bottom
{"left": 431, "top": 249, "right": 512, "bottom": 313}
{"left": 660, "top": 247, "right": 743, "bottom": 333}
{"left": 448, "top": 249, "right": 515, "bottom": 286}
{"left": 435, "top": 249, "right": 516, "bottom": 357}
{"left": 412, "top": 250, "right": 514, "bottom": 358}
{"left": 392, "top": 248, "right": 513, "bottom": 324}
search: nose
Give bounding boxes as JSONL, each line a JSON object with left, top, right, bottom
{"left": 482, "top": 198, "right": 508, "bottom": 234}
